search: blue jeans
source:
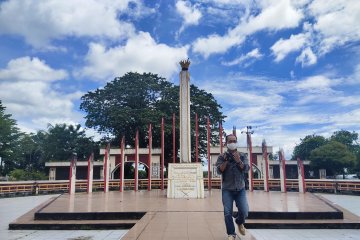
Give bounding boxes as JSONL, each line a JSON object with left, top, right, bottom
{"left": 222, "top": 189, "right": 249, "bottom": 235}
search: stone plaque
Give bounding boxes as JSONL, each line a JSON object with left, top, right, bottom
{"left": 167, "top": 163, "right": 204, "bottom": 199}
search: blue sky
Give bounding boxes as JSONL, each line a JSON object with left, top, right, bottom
{"left": 0, "top": 0, "right": 359, "bottom": 158}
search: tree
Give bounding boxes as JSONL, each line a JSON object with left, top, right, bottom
{"left": 330, "top": 130, "right": 358, "bottom": 152}
{"left": 40, "top": 124, "right": 98, "bottom": 162}
{"left": 330, "top": 130, "right": 360, "bottom": 174}
{"left": 356, "top": 149, "right": 360, "bottom": 177}
{"left": 269, "top": 152, "right": 278, "bottom": 161}
{"left": 292, "top": 134, "right": 327, "bottom": 160}
{"left": 80, "top": 72, "right": 225, "bottom": 165}
{"left": 14, "top": 133, "right": 43, "bottom": 172}
{"left": 0, "top": 100, "right": 22, "bottom": 175}
{"left": 309, "top": 141, "right": 356, "bottom": 176}
{"left": 9, "top": 169, "right": 47, "bottom": 181}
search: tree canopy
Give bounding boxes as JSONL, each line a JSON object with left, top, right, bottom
{"left": 292, "top": 130, "right": 360, "bottom": 176}
{"left": 309, "top": 141, "right": 356, "bottom": 176}
{"left": 292, "top": 134, "right": 327, "bottom": 160}
{"left": 39, "top": 123, "right": 98, "bottom": 162}
{"left": 1, "top": 100, "right": 98, "bottom": 178}
{"left": 0, "top": 100, "right": 21, "bottom": 175}
{"left": 80, "top": 72, "right": 225, "bottom": 164}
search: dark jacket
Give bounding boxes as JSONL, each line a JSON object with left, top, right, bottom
{"left": 216, "top": 150, "right": 249, "bottom": 191}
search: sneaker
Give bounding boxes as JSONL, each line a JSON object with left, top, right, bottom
{"left": 227, "top": 235, "right": 236, "bottom": 240}
{"left": 238, "top": 224, "right": 246, "bottom": 235}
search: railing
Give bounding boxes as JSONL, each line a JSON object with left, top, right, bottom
{"left": 1, "top": 179, "right": 360, "bottom": 196}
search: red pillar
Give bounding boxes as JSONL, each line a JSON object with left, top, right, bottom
{"left": 219, "top": 122, "right": 223, "bottom": 154}
{"left": 148, "top": 124, "right": 152, "bottom": 191}
{"left": 161, "top": 117, "right": 164, "bottom": 190}
{"left": 297, "top": 157, "right": 306, "bottom": 193}
{"left": 103, "top": 144, "right": 110, "bottom": 193}
{"left": 134, "top": 130, "right": 139, "bottom": 191}
{"left": 68, "top": 154, "right": 74, "bottom": 194}
{"left": 279, "top": 149, "right": 287, "bottom": 193}
{"left": 195, "top": 113, "right": 199, "bottom": 163}
{"left": 120, "top": 136, "right": 125, "bottom": 192}
{"left": 262, "top": 140, "right": 269, "bottom": 192}
{"left": 207, "top": 117, "right": 211, "bottom": 190}
{"left": 172, "top": 113, "right": 176, "bottom": 163}
{"left": 247, "top": 132, "right": 254, "bottom": 191}
{"left": 86, "top": 153, "right": 94, "bottom": 194}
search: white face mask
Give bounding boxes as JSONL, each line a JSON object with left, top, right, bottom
{"left": 227, "top": 143, "right": 237, "bottom": 150}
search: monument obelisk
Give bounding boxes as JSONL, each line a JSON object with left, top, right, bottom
{"left": 167, "top": 59, "right": 204, "bottom": 198}
{"left": 179, "top": 59, "right": 191, "bottom": 163}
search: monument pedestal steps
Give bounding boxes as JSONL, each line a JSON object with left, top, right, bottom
{"left": 9, "top": 190, "right": 360, "bottom": 239}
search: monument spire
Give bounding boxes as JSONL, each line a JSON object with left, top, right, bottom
{"left": 179, "top": 58, "right": 191, "bottom": 163}
{"left": 167, "top": 58, "right": 204, "bottom": 198}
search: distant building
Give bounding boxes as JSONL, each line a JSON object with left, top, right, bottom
{"left": 45, "top": 148, "right": 161, "bottom": 180}
{"left": 45, "top": 145, "right": 312, "bottom": 180}
{"left": 209, "top": 146, "right": 311, "bottom": 179}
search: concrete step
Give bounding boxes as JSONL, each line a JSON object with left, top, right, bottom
{"left": 34, "top": 211, "right": 146, "bottom": 220}
{"left": 245, "top": 218, "right": 360, "bottom": 229}
{"left": 9, "top": 219, "right": 137, "bottom": 230}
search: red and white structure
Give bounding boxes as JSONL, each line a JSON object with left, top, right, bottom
{"left": 86, "top": 153, "right": 94, "bottom": 193}
{"left": 219, "top": 122, "right": 223, "bottom": 154}
{"left": 262, "top": 140, "right": 270, "bottom": 192}
{"left": 68, "top": 153, "right": 77, "bottom": 194}
{"left": 119, "top": 136, "right": 125, "bottom": 192}
{"left": 161, "top": 117, "right": 165, "bottom": 190}
{"left": 279, "top": 149, "right": 287, "bottom": 193}
{"left": 207, "top": 116, "right": 211, "bottom": 190}
{"left": 195, "top": 113, "right": 199, "bottom": 162}
{"left": 172, "top": 113, "right": 176, "bottom": 163}
{"left": 103, "top": 144, "right": 110, "bottom": 193}
{"left": 297, "top": 157, "right": 306, "bottom": 193}
{"left": 134, "top": 130, "right": 139, "bottom": 191}
{"left": 148, "top": 124, "right": 152, "bottom": 191}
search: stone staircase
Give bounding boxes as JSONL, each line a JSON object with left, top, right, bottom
{"left": 9, "top": 196, "right": 144, "bottom": 230}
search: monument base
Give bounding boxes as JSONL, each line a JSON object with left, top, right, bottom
{"left": 167, "top": 163, "right": 204, "bottom": 199}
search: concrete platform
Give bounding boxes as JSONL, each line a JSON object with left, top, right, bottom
{"left": 9, "top": 190, "right": 360, "bottom": 239}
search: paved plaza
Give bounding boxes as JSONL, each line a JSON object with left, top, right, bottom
{"left": 1, "top": 191, "right": 360, "bottom": 240}
{"left": 0, "top": 195, "right": 127, "bottom": 240}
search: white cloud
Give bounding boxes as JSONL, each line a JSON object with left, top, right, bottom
{"left": 296, "top": 75, "right": 332, "bottom": 91}
{"left": 201, "top": 75, "right": 283, "bottom": 104}
{"left": 349, "top": 63, "right": 360, "bottom": 85}
{"left": 176, "top": 0, "right": 202, "bottom": 34}
{"left": 308, "top": 0, "right": 360, "bottom": 55}
{"left": 268, "top": 0, "right": 360, "bottom": 66}
{"left": 192, "top": 33, "right": 244, "bottom": 58}
{"left": 0, "top": 0, "right": 147, "bottom": 48}
{"left": 199, "top": 72, "right": 360, "bottom": 154}
{"left": 192, "top": 0, "right": 303, "bottom": 58}
{"left": 222, "top": 48, "right": 263, "bottom": 66}
{"left": 0, "top": 57, "right": 82, "bottom": 133}
{"left": 207, "top": 0, "right": 250, "bottom": 5}
{"left": 271, "top": 34, "right": 307, "bottom": 62}
{"left": 296, "top": 47, "right": 317, "bottom": 66}
{"left": 241, "top": 0, "right": 303, "bottom": 33}
{"left": 330, "top": 108, "right": 360, "bottom": 127}
{"left": 297, "top": 94, "right": 360, "bottom": 107}
{"left": 0, "top": 57, "right": 67, "bottom": 82}
{"left": 293, "top": 75, "right": 360, "bottom": 106}
{"left": 80, "top": 32, "right": 188, "bottom": 80}
{"left": 195, "top": 0, "right": 359, "bottom": 65}
{"left": 200, "top": 77, "right": 284, "bottom": 124}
